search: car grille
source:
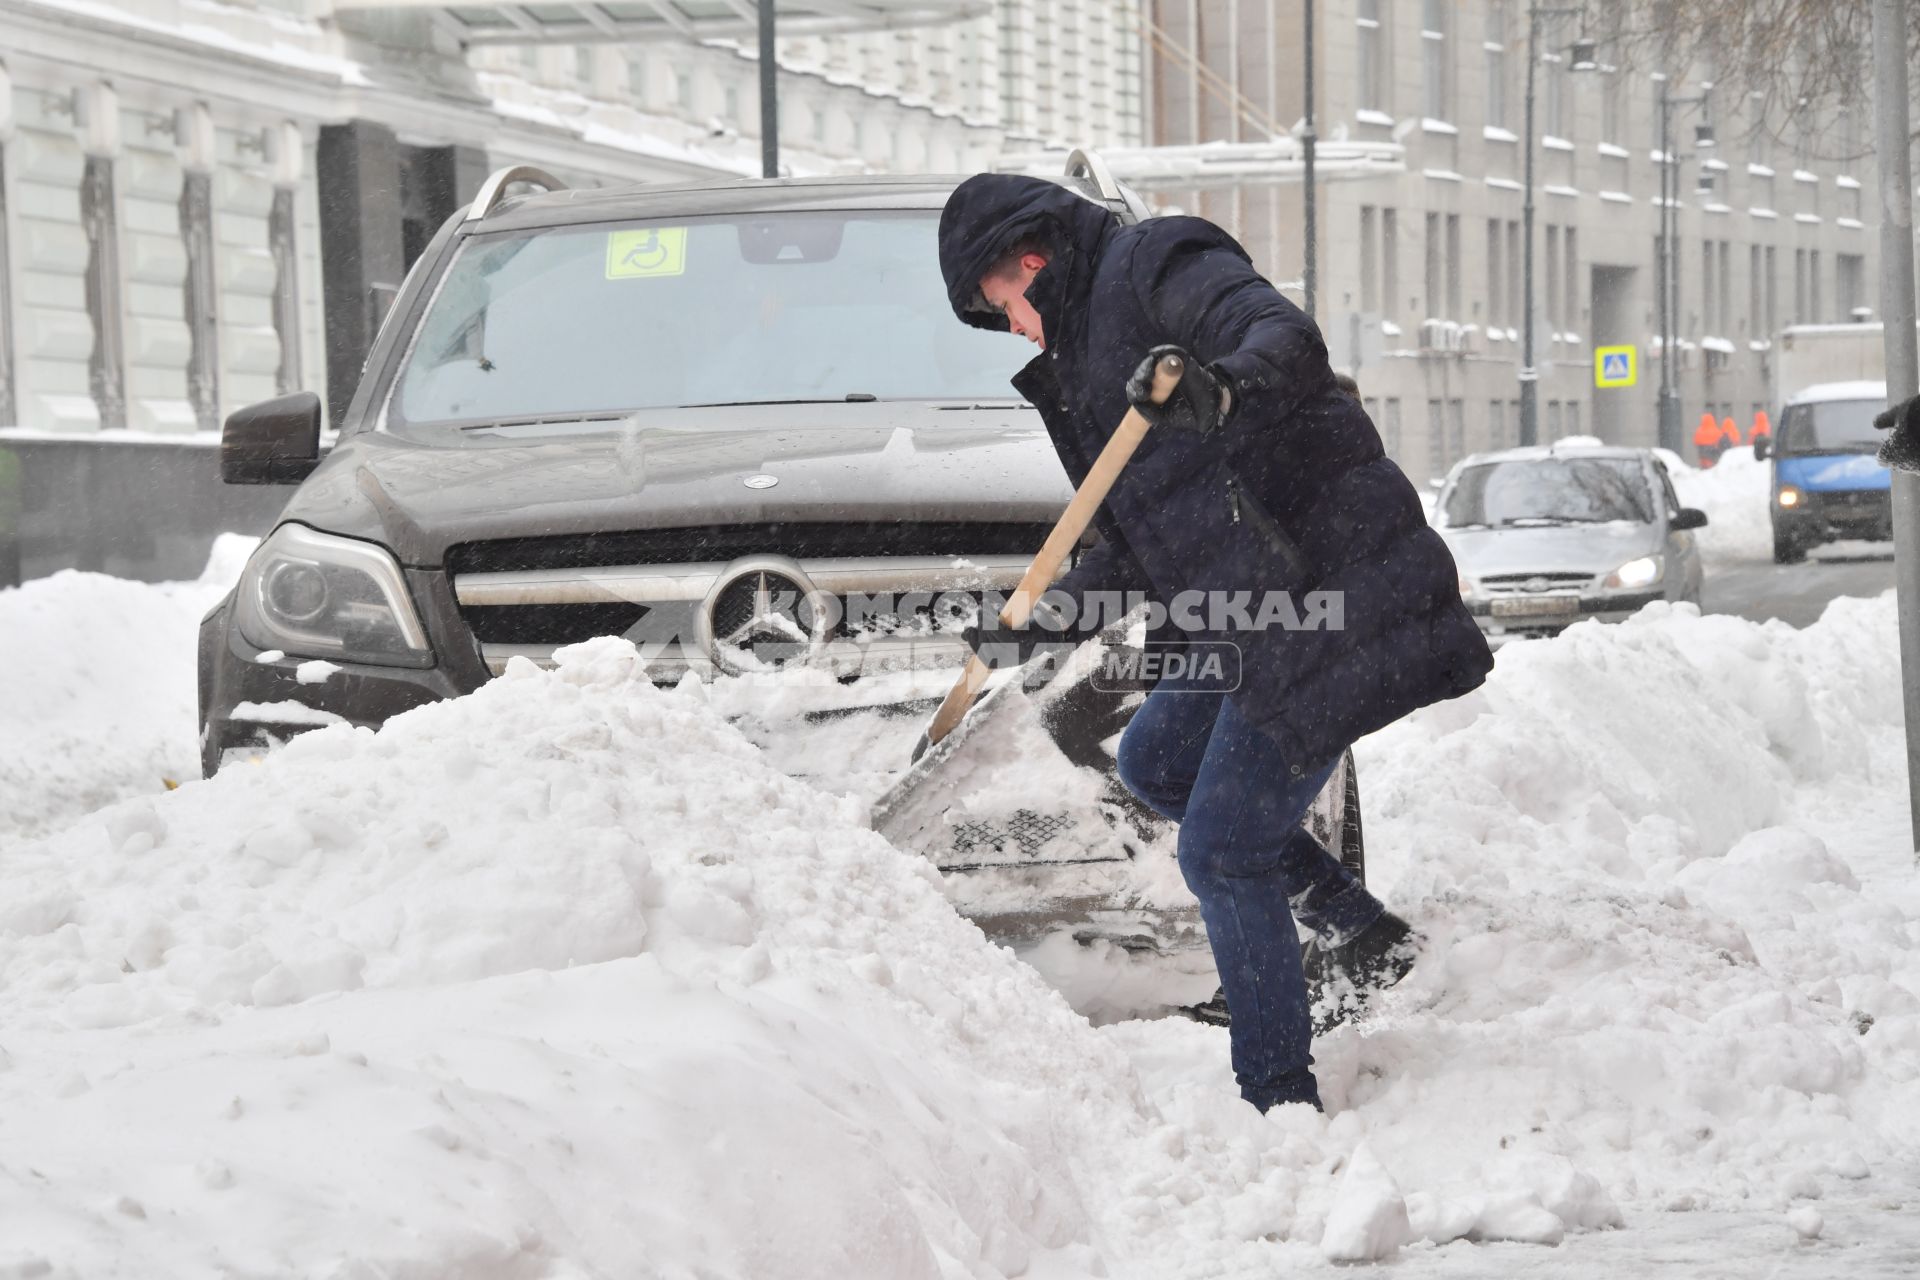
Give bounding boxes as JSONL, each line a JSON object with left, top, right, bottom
{"left": 1475, "top": 570, "right": 1595, "bottom": 594}
{"left": 450, "top": 523, "right": 1060, "bottom": 677}
{"left": 448, "top": 522, "right": 1056, "bottom": 575}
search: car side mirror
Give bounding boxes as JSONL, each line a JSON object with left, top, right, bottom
{"left": 222, "top": 392, "right": 323, "bottom": 485}
{"left": 1670, "top": 507, "right": 1709, "bottom": 531}
{"left": 1752, "top": 436, "right": 1771, "bottom": 461}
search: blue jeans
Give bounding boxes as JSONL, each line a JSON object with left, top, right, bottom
{"left": 1115, "top": 677, "right": 1383, "bottom": 1111}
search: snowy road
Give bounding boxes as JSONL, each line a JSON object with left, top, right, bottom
{"left": 1704, "top": 545, "right": 1899, "bottom": 628}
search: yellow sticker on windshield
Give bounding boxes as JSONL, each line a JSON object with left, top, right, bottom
{"left": 606, "top": 227, "right": 687, "bottom": 279}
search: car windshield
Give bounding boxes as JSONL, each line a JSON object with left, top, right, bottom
{"left": 1441, "top": 457, "right": 1655, "bottom": 527}
{"left": 1777, "top": 398, "right": 1883, "bottom": 454}
{"left": 388, "top": 212, "right": 1029, "bottom": 433}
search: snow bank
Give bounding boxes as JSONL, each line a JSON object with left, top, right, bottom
{"left": 1345, "top": 596, "right": 1917, "bottom": 1230}
{"left": 0, "top": 535, "right": 255, "bottom": 843}
{"left": 1669, "top": 448, "right": 1772, "bottom": 563}
{"left": 2, "top": 554, "right": 1916, "bottom": 1275}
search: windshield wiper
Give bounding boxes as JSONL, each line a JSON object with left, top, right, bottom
{"left": 681, "top": 394, "right": 880, "bottom": 408}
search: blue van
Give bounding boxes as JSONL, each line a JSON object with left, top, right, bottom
{"left": 1755, "top": 381, "right": 1892, "bottom": 563}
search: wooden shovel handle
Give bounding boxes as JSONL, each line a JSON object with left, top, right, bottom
{"left": 923, "top": 352, "right": 1187, "bottom": 749}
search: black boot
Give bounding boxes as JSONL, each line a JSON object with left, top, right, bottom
{"left": 1305, "top": 911, "right": 1419, "bottom": 1034}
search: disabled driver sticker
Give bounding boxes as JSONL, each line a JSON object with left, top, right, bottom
{"left": 606, "top": 227, "right": 688, "bottom": 279}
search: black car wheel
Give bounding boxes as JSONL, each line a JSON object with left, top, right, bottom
{"left": 1772, "top": 524, "right": 1809, "bottom": 564}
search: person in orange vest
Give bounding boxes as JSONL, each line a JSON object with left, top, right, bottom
{"left": 1695, "top": 412, "right": 1726, "bottom": 468}
{"left": 1721, "top": 416, "right": 1742, "bottom": 451}
{"left": 1750, "top": 409, "right": 1772, "bottom": 447}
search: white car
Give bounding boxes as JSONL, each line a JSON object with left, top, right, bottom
{"left": 1435, "top": 444, "right": 1708, "bottom": 644}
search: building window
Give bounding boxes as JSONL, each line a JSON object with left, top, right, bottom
{"left": 1599, "top": 66, "right": 1623, "bottom": 143}
{"left": 1718, "top": 240, "right": 1731, "bottom": 335}
{"left": 81, "top": 155, "right": 128, "bottom": 431}
{"left": 1838, "top": 253, "right": 1866, "bottom": 318}
{"left": 1490, "top": 398, "right": 1507, "bottom": 448}
{"left": 1810, "top": 249, "right": 1822, "bottom": 321}
{"left": 1448, "top": 398, "right": 1466, "bottom": 463}
{"left": 1545, "top": 224, "right": 1561, "bottom": 337}
{"left": 1749, "top": 244, "right": 1762, "bottom": 337}
{"left": 1764, "top": 245, "right": 1777, "bottom": 333}
{"left": 1541, "top": 56, "right": 1567, "bottom": 139}
{"left": 270, "top": 186, "right": 303, "bottom": 396}
{"left": 1564, "top": 227, "right": 1578, "bottom": 336}
{"left": 0, "top": 141, "right": 14, "bottom": 429}
{"left": 1361, "top": 205, "right": 1379, "bottom": 311}
{"left": 1357, "top": 0, "right": 1388, "bottom": 115}
{"left": 1382, "top": 208, "right": 1400, "bottom": 325}
{"left": 1506, "top": 220, "right": 1521, "bottom": 330}
{"left": 1794, "top": 248, "right": 1807, "bottom": 322}
{"left": 1382, "top": 397, "right": 1403, "bottom": 456}
{"left": 181, "top": 170, "right": 220, "bottom": 431}
{"left": 1427, "top": 398, "right": 1446, "bottom": 477}
{"left": 1486, "top": 218, "right": 1504, "bottom": 328}
{"left": 1424, "top": 212, "right": 1441, "bottom": 320}
{"left": 1422, "top": 0, "right": 1452, "bottom": 121}
{"left": 1445, "top": 213, "right": 1462, "bottom": 319}
{"left": 1484, "top": 2, "right": 1508, "bottom": 130}
{"left": 1702, "top": 238, "right": 1717, "bottom": 333}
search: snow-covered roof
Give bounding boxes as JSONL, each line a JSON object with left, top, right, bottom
{"left": 1788, "top": 380, "right": 1888, "bottom": 405}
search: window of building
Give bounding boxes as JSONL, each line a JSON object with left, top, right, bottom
{"left": 1749, "top": 244, "right": 1762, "bottom": 336}
{"left": 0, "top": 141, "right": 16, "bottom": 427}
{"left": 1810, "top": 248, "right": 1822, "bottom": 321}
{"left": 1382, "top": 397, "right": 1403, "bottom": 456}
{"left": 1357, "top": 0, "right": 1388, "bottom": 115}
{"left": 1484, "top": 2, "right": 1509, "bottom": 130}
{"left": 1486, "top": 218, "right": 1504, "bottom": 327}
{"left": 1490, "top": 398, "right": 1506, "bottom": 448}
{"left": 1424, "top": 212, "right": 1441, "bottom": 319}
{"left": 1600, "top": 65, "right": 1623, "bottom": 143}
{"left": 1427, "top": 398, "right": 1446, "bottom": 477}
{"left": 1718, "top": 240, "right": 1731, "bottom": 335}
{"left": 1764, "top": 245, "right": 1777, "bottom": 333}
{"left": 1383, "top": 208, "right": 1401, "bottom": 325}
{"left": 1542, "top": 56, "right": 1567, "bottom": 139}
{"left": 1445, "top": 213, "right": 1462, "bottom": 319}
{"left": 1361, "top": 206, "right": 1379, "bottom": 311}
{"left": 1794, "top": 247, "right": 1807, "bottom": 322}
{"left": 1545, "top": 224, "right": 1561, "bottom": 336}
{"left": 1702, "top": 238, "right": 1717, "bottom": 332}
{"left": 1506, "top": 220, "right": 1521, "bottom": 330}
{"left": 1422, "top": 0, "right": 1453, "bottom": 121}
{"left": 1838, "top": 253, "right": 1866, "bottom": 318}
{"left": 1563, "top": 227, "right": 1578, "bottom": 336}
{"left": 1448, "top": 398, "right": 1466, "bottom": 462}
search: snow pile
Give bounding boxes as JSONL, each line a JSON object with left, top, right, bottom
{"left": 0, "top": 535, "right": 255, "bottom": 843}
{"left": 1343, "top": 596, "right": 1917, "bottom": 1234}
{"left": 1669, "top": 447, "right": 1772, "bottom": 562}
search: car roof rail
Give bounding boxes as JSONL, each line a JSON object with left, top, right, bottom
{"left": 1062, "top": 147, "right": 1153, "bottom": 222}
{"left": 466, "top": 164, "right": 569, "bottom": 222}
{"left": 1062, "top": 148, "right": 1120, "bottom": 200}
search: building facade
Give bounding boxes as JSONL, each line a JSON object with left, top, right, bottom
{"left": 1146, "top": 0, "right": 1881, "bottom": 480}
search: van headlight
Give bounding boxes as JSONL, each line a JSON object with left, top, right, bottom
{"left": 1777, "top": 485, "right": 1805, "bottom": 508}
{"left": 234, "top": 524, "right": 434, "bottom": 667}
{"left": 1604, "top": 555, "right": 1664, "bottom": 590}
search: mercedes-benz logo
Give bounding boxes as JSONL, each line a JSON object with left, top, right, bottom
{"left": 692, "top": 555, "right": 834, "bottom": 675}
{"left": 1523, "top": 576, "right": 1551, "bottom": 593}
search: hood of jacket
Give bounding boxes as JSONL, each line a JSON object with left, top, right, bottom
{"left": 937, "top": 174, "right": 1118, "bottom": 346}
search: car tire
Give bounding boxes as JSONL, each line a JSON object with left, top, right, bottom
{"left": 1772, "top": 526, "right": 1807, "bottom": 564}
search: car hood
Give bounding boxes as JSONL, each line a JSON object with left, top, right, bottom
{"left": 1776, "top": 453, "right": 1891, "bottom": 492}
{"left": 1439, "top": 521, "right": 1663, "bottom": 578}
{"left": 282, "top": 404, "right": 1073, "bottom": 566}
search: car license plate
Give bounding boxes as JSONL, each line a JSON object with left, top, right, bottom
{"left": 1491, "top": 595, "right": 1580, "bottom": 618}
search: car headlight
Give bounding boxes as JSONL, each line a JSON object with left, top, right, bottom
{"left": 1777, "top": 485, "right": 1804, "bottom": 509}
{"left": 234, "top": 524, "right": 433, "bottom": 667}
{"left": 1604, "top": 555, "right": 1664, "bottom": 590}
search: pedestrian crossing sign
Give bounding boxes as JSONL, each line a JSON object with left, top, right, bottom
{"left": 1595, "top": 345, "right": 1637, "bottom": 388}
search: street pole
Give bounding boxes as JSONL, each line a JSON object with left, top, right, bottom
{"left": 1870, "top": 0, "right": 1920, "bottom": 852}
{"left": 1657, "top": 81, "right": 1677, "bottom": 453}
{"left": 758, "top": 0, "right": 778, "bottom": 180}
{"left": 1302, "top": 0, "right": 1317, "bottom": 318}
{"left": 1519, "top": 6, "right": 1540, "bottom": 445}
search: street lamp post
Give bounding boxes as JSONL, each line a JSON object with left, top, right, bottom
{"left": 1519, "top": 6, "right": 1585, "bottom": 447}
{"left": 1656, "top": 78, "right": 1713, "bottom": 454}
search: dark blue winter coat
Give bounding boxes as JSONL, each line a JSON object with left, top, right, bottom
{"left": 938, "top": 174, "right": 1492, "bottom": 769}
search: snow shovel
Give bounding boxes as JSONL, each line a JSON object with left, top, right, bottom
{"left": 869, "top": 351, "right": 1187, "bottom": 855}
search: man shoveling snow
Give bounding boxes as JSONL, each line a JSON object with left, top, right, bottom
{"left": 936, "top": 174, "right": 1494, "bottom": 1113}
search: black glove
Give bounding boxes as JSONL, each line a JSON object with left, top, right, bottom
{"left": 961, "top": 600, "right": 1072, "bottom": 670}
{"left": 1875, "top": 393, "right": 1920, "bottom": 474}
{"left": 1126, "top": 344, "right": 1229, "bottom": 434}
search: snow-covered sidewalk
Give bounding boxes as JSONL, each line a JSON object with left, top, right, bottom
{"left": 0, "top": 552, "right": 1915, "bottom": 1276}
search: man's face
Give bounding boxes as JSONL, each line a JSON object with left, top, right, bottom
{"left": 978, "top": 252, "right": 1049, "bottom": 350}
